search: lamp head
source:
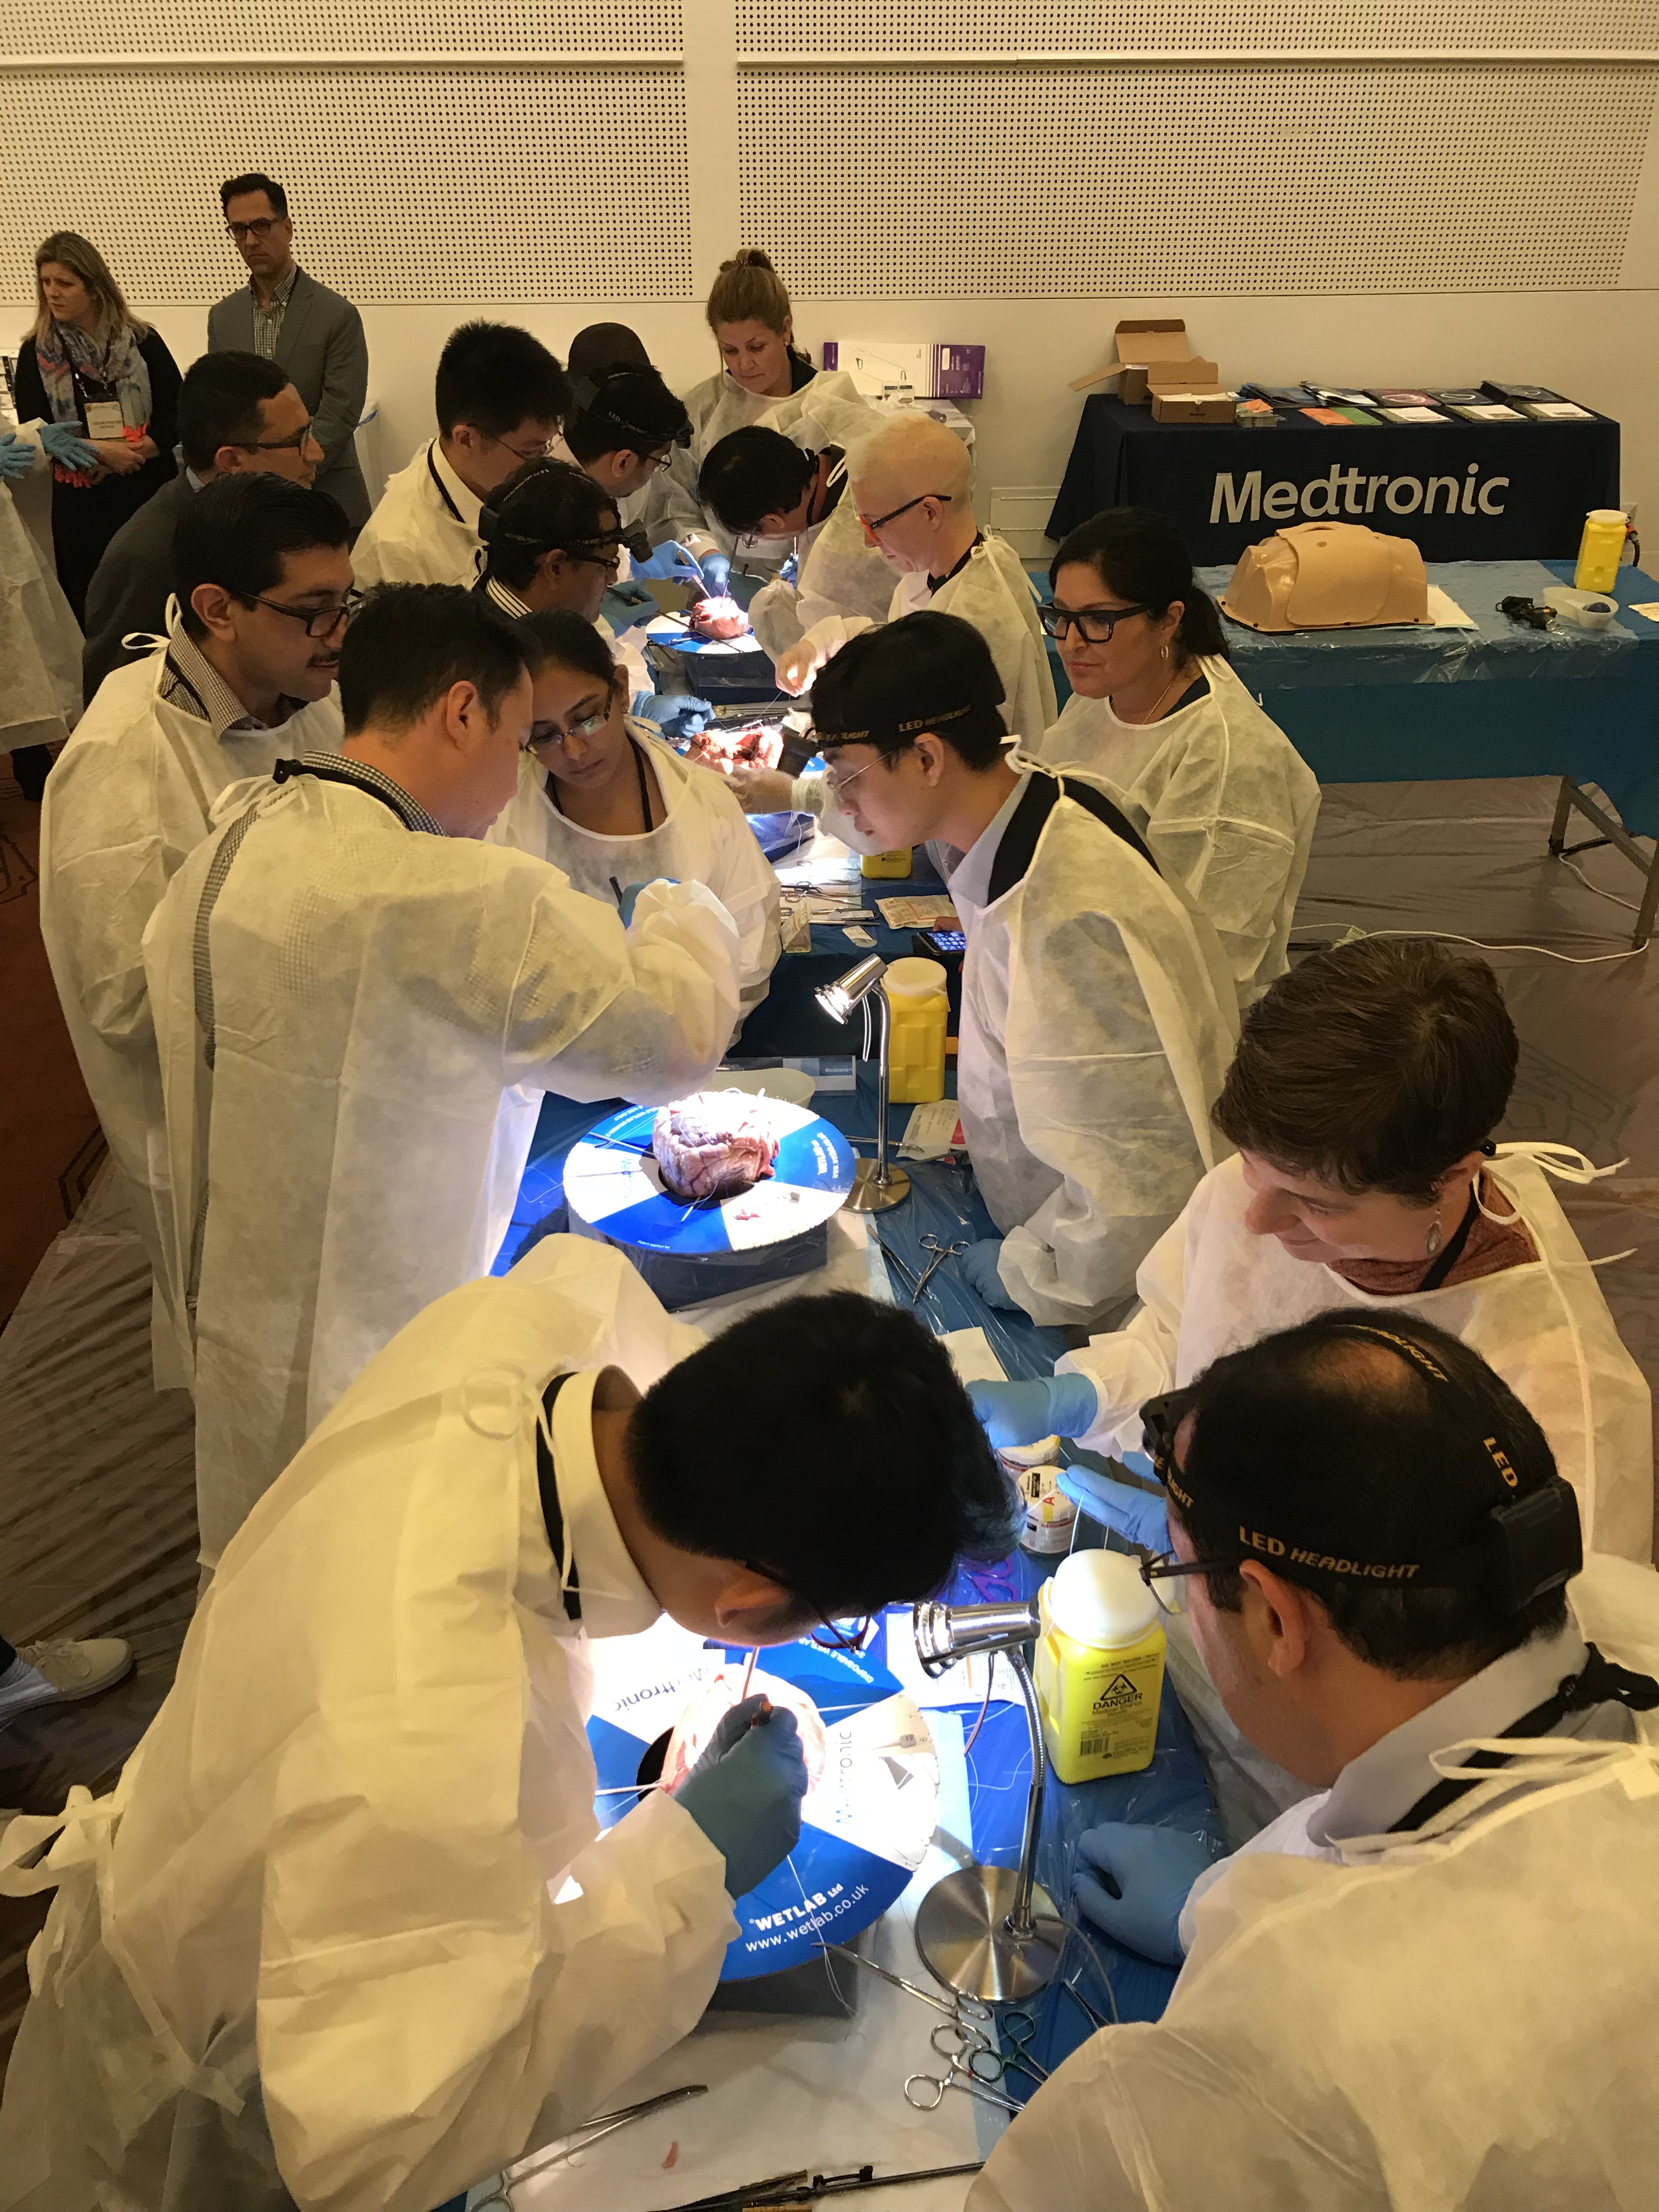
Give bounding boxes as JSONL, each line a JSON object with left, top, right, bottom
{"left": 912, "top": 1596, "right": 1042, "bottom": 1678}
{"left": 816, "top": 953, "right": 888, "bottom": 1025}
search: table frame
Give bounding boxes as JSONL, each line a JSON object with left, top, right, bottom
{"left": 1549, "top": 777, "right": 1659, "bottom": 949}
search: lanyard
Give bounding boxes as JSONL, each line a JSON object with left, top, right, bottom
{"left": 534, "top": 1371, "right": 582, "bottom": 1621}
{"left": 1417, "top": 1183, "right": 1481, "bottom": 1293}
{"left": 1389, "top": 1643, "right": 1659, "bottom": 1834}
{"left": 927, "top": 533, "right": 984, "bottom": 595}
{"left": 426, "top": 441, "right": 465, "bottom": 524}
{"left": 549, "top": 732, "right": 655, "bottom": 835}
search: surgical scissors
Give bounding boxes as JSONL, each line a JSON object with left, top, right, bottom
{"left": 821, "top": 1942, "right": 994, "bottom": 2028}
{"left": 911, "top": 1233, "right": 967, "bottom": 1302}
{"left": 905, "top": 2059, "right": 1024, "bottom": 2119}
{"left": 930, "top": 2012, "right": 1049, "bottom": 2087}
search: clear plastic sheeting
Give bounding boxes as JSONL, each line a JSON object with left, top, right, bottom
{"left": 1195, "top": 558, "right": 1651, "bottom": 687}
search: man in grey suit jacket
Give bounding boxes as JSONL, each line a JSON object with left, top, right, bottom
{"left": 81, "top": 351, "right": 324, "bottom": 702}
{"left": 209, "top": 172, "right": 370, "bottom": 529}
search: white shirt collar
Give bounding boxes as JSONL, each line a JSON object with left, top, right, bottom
{"left": 548, "top": 1369, "right": 661, "bottom": 1639}
{"left": 1310, "top": 1614, "right": 1590, "bottom": 1843}
{"left": 944, "top": 769, "right": 1030, "bottom": 917}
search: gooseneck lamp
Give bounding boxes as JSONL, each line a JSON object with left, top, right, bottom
{"left": 815, "top": 955, "right": 911, "bottom": 1213}
{"left": 910, "top": 1598, "right": 1062, "bottom": 2001}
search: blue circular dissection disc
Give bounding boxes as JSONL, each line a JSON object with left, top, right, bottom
{"left": 563, "top": 1098, "right": 855, "bottom": 1259}
{"left": 587, "top": 1633, "right": 938, "bottom": 1980}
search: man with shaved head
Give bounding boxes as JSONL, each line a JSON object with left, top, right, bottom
{"left": 776, "top": 412, "right": 1056, "bottom": 743}
{"left": 728, "top": 414, "right": 1057, "bottom": 831}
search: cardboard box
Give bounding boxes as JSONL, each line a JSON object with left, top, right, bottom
{"left": 1152, "top": 387, "right": 1237, "bottom": 424}
{"left": 1071, "top": 318, "right": 1195, "bottom": 398}
{"left": 1146, "top": 356, "right": 1219, "bottom": 395}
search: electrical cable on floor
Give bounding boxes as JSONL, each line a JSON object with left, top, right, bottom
{"left": 1559, "top": 854, "right": 1645, "bottom": 916}
{"left": 1298, "top": 922, "right": 1650, "bottom": 967}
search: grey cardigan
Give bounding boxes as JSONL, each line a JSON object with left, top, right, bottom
{"left": 207, "top": 266, "right": 370, "bottom": 527}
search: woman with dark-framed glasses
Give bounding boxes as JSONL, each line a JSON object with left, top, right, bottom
{"left": 1035, "top": 506, "right": 1319, "bottom": 1007}
{"left": 969, "top": 1310, "right": 1659, "bottom": 2212}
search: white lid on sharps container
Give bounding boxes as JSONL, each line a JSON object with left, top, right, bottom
{"left": 1047, "top": 1547, "right": 1160, "bottom": 1648}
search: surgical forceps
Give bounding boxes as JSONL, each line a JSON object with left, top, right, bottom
{"left": 911, "top": 1233, "right": 967, "bottom": 1302}
{"left": 904, "top": 2059, "right": 1024, "bottom": 2119}
{"left": 474, "top": 2085, "right": 709, "bottom": 2205}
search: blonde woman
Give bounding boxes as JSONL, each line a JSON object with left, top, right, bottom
{"left": 644, "top": 247, "right": 870, "bottom": 579}
{"left": 14, "top": 232, "right": 182, "bottom": 624}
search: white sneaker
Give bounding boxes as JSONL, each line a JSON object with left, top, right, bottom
{"left": 0, "top": 1637, "right": 135, "bottom": 1725}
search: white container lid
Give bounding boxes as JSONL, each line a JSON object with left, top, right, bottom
{"left": 883, "top": 956, "right": 947, "bottom": 997}
{"left": 1047, "top": 1547, "right": 1160, "bottom": 1646}
{"left": 1588, "top": 508, "right": 1628, "bottom": 523}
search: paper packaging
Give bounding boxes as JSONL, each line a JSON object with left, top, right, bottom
{"left": 1152, "top": 386, "right": 1237, "bottom": 424}
{"left": 1071, "top": 318, "right": 1198, "bottom": 398}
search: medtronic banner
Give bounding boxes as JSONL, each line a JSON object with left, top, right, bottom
{"left": 1049, "top": 397, "right": 1621, "bottom": 562}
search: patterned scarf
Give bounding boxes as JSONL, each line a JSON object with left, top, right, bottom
{"left": 33, "top": 311, "right": 153, "bottom": 432}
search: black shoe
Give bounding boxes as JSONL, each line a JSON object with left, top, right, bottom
{"left": 9, "top": 745, "right": 54, "bottom": 803}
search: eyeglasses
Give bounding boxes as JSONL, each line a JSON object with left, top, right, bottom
{"left": 1139, "top": 1550, "right": 1240, "bottom": 1616}
{"left": 1039, "top": 601, "right": 1153, "bottom": 644}
{"left": 227, "top": 217, "right": 282, "bottom": 242}
{"left": 857, "top": 490, "right": 953, "bottom": 533}
{"left": 821, "top": 755, "right": 881, "bottom": 798}
{"left": 246, "top": 588, "right": 363, "bottom": 639}
{"left": 230, "top": 425, "right": 317, "bottom": 455}
{"left": 474, "top": 427, "right": 558, "bottom": 465}
{"left": 567, "top": 546, "right": 625, "bottom": 575}
{"left": 808, "top": 1613, "right": 877, "bottom": 1654}
{"left": 530, "top": 706, "right": 612, "bottom": 749}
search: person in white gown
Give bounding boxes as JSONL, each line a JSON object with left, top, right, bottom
{"left": 969, "top": 1308, "right": 1659, "bottom": 2212}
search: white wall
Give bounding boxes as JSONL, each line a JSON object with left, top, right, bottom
{"left": 5, "top": 0, "right": 1657, "bottom": 551}
{"left": 27, "top": 285, "right": 1649, "bottom": 556}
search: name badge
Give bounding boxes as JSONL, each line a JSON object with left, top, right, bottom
{"left": 84, "top": 399, "right": 127, "bottom": 441}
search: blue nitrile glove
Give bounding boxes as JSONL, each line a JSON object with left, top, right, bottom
{"left": 1074, "top": 1824, "right": 1218, "bottom": 1967}
{"left": 634, "top": 693, "right": 715, "bottom": 743}
{"left": 697, "top": 548, "right": 731, "bottom": 595}
{"left": 634, "top": 540, "right": 707, "bottom": 587}
{"left": 1055, "top": 1464, "right": 1170, "bottom": 1551}
{"left": 778, "top": 551, "right": 800, "bottom": 586}
{"left": 960, "top": 1238, "right": 1021, "bottom": 1311}
{"left": 40, "top": 420, "right": 100, "bottom": 470}
{"left": 967, "top": 1373, "right": 1101, "bottom": 1449}
{"left": 674, "top": 1694, "right": 809, "bottom": 1899}
{"left": 606, "top": 576, "right": 658, "bottom": 616}
{"left": 0, "top": 431, "right": 35, "bottom": 482}
{"left": 617, "top": 877, "right": 678, "bottom": 927}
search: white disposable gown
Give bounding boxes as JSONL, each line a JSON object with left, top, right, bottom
{"left": 143, "top": 770, "right": 740, "bottom": 1565}
{"left": 1, "top": 477, "right": 80, "bottom": 753}
{"left": 352, "top": 438, "right": 483, "bottom": 588}
{"left": 646, "top": 368, "right": 874, "bottom": 572}
{"left": 746, "top": 478, "right": 897, "bottom": 662}
{"left": 968, "top": 1553, "right": 1659, "bottom": 2212}
{"left": 1031, "top": 656, "right": 1321, "bottom": 1003}
{"left": 953, "top": 766, "right": 1239, "bottom": 1328}
{"left": 39, "top": 644, "right": 341, "bottom": 1348}
{"left": 1063, "top": 1147, "right": 1655, "bottom": 1562}
{"left": 1062, "top": 1144, "right": 1656, "bottom": 1834}
{"left": 488, "top": 718, "right": 783, "bottom": 1017}
{"left": 791, "top": 535, "right": 1059, "bottom": 749}
{"left": 0, "top": 1237, "right": 736, "bottom": 2212}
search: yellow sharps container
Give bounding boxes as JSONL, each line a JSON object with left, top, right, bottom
{"left": 1574, "top": 509, "right": 1629, "bottom": 593}
{"left": 882, "top": 956, "right": 949, "bottom": 1104}
{"left": 861, "top": 847, "right": 913, "bottom": 878}
{"left": 1035, "top": 1549, "right": 1166, "bottom": 1783}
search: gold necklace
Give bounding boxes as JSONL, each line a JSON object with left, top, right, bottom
{"left": 1111, "top": 660, "right": 1197, "bottom": 726}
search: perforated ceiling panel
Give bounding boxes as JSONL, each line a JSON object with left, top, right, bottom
{"left": 3, "top": 1, "right": 682, "bottom": 58}
{"left": 735, "top": 0, "right": 1659, "bottom": 53}
{"left": 739, "top": 63, "right": 1654, "bottom": 295}
{"left": 0, "top": 65, "right": 691, "bottom": 302}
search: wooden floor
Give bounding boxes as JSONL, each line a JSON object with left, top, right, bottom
{"left": 1, "top": 770, "right": 1655, "bottom": 2080}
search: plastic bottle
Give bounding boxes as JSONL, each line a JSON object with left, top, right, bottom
{"left": 1034, "top": 1549, "right": 1166, "bottom": 1783}
{"left": 882, "top": 956, "right": 949, "bottom": 1103}
{"left": 861, "top": 848, "right": 913, "bottom": 879}
{"left": 1574, "top": 509, "right": 1629, "bottom": 593}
